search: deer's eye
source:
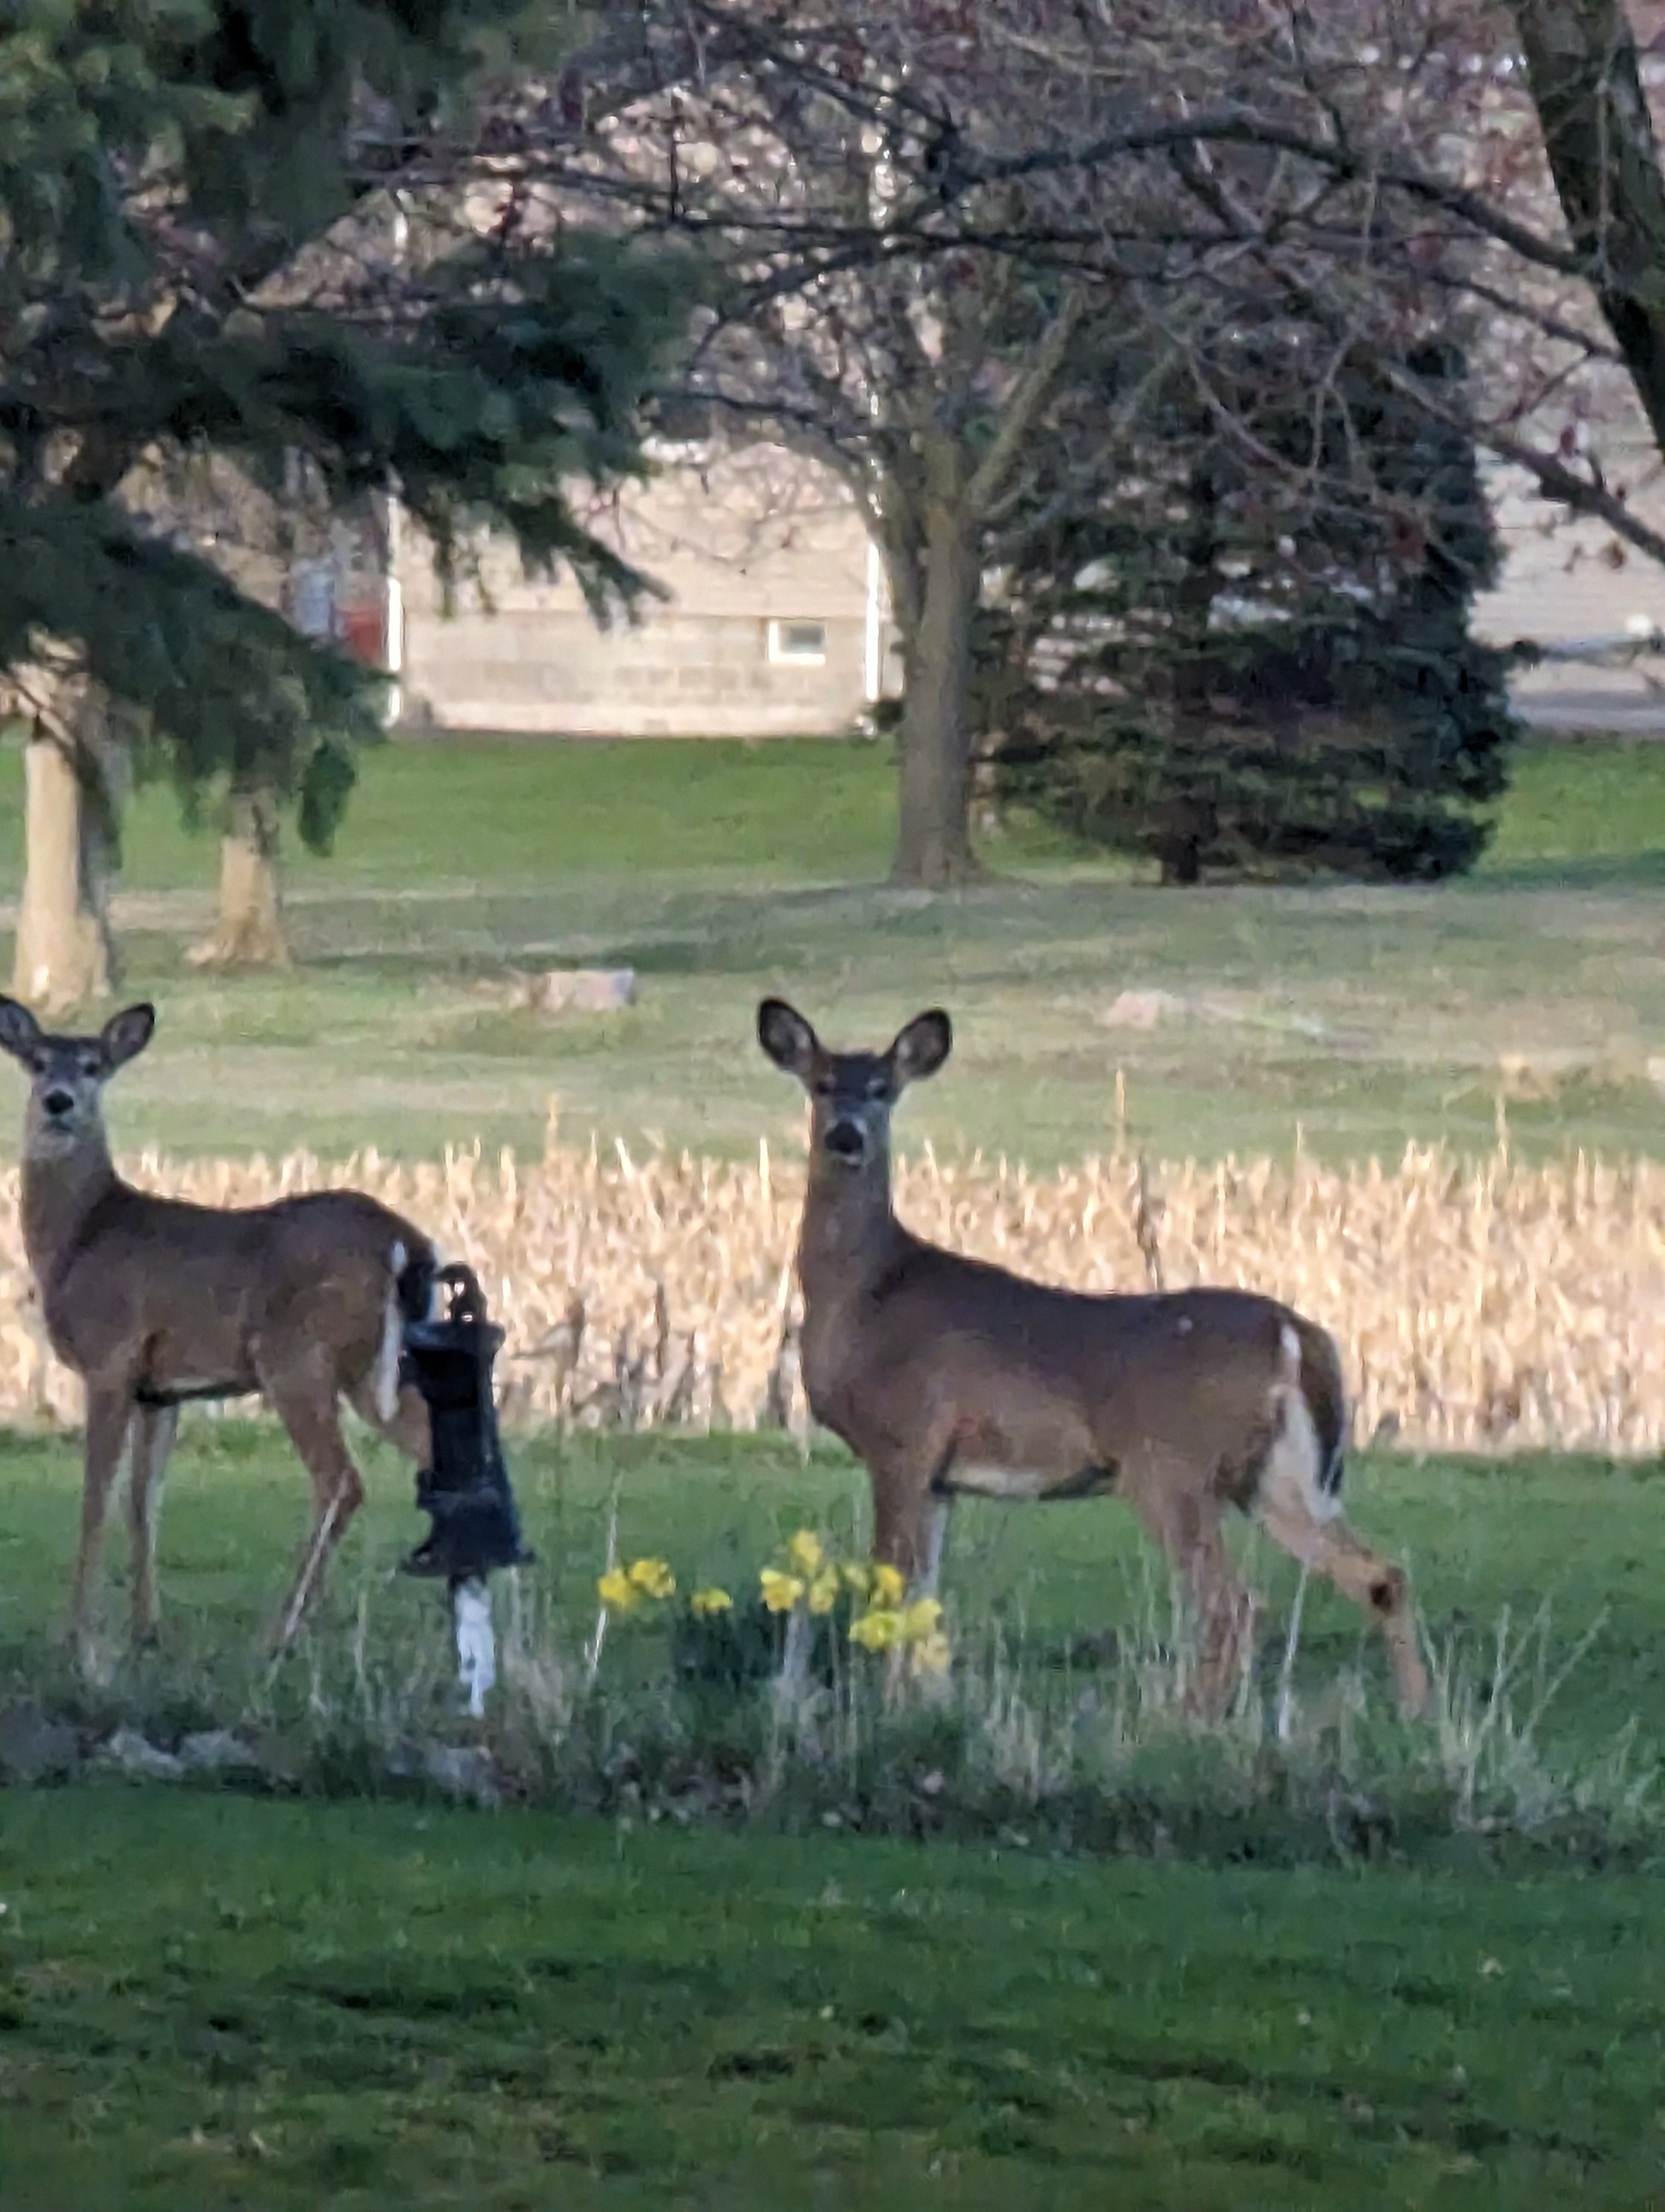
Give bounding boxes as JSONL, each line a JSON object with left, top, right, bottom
{"left": 865, "top": 1078, "right": 888, "bottom": 1101}
{"left": 80, "top": 1057, "right": 100, "bottom": 1079}
{"left": 813, "top": 1075, "right": 836, "bottom": 1097}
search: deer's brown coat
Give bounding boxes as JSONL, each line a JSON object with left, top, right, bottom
{"left": 0, "top": 998, "right": 436, "bottom": 1663}
{"left": 759, "top": 997, "right": 1428, "bottom": 1717}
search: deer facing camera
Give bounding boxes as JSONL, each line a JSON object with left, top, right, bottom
{"left": 0, "top": 995, "right": 439, "bottom": 1669}
{"left": 756, "top": 995, "right": 1429, "bottom": 1723}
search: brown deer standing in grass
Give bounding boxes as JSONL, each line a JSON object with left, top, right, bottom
{"left": 0, "top": 997, "right": 437, "bottom": 1669}
{"left": 757, "top": 998, "right": 1429, "bottom": 1719}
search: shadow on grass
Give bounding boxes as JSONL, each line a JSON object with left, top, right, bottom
{"left": 1475, "top": 848, "right": 1665, "bottom": 893}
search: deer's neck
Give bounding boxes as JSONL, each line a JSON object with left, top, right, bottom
{"left": 21, "top": 1134, "right": 119, "bottom": 1283}
{"left": 797, "top": 1153, "right": 903, "bottom": 1306}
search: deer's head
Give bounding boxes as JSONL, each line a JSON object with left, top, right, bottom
{"left": 0, "top": 999, "right": 157, "bottom": 1161}
{"left": 757, "top": 998, "right": 952, "bottom": 1173}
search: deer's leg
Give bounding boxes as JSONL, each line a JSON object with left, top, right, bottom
{"left": 69, "top": 1385, "right": 135, "bottom": 1668}
{"left": 869, "top": 1464, "right": 947, "bottom": 1590}
{"left": 1183, "top": 1521, "right": 1256, "bottom": 1719}
{"left": 347, "top": 1377, "right": 431, "bottom": 1466}
{"left": 1252, "top": 1486, "right": 1429, "bottom": 1719}
{"left": 918, "top": 1498, "right": 952, "bottom": 1599}
{"left": 126, "top": 1403, "right": 179, "bottom": 1649}
{"left": 260, "top": 1365, "right": 367, "bottom": 1650}
{"left": 1127, "top": 1478, "right": 1255, "bottom": 1719}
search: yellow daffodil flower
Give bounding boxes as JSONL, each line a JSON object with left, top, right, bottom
{"left": 869, "top": 1563, "right": 906, "bottom": 1608}
{"left": 596, "top": 1568, "right": 637, "bottom": 1611}
{"left": 849, "top": 1608, "right": 903, "bottom": 1653}
{"left": 627, "top": 1557, "right": 676, "bottom": 1600}
{"left": 899, "top": 1597, "right": 944, "bottom": 1643}
{"left": 786, "top": 1530, "right": 825, "bottom": 1575}
{"left": 690, "top": 1587, "right": 733, "bottom": 1617}
{"left": 912, "top": 1631, "right": 952, "bottom": 1676}
{"left": 761, "top": 1569, "right": 806, "bottom": 1614}
{"left": 807, "top": 1568, "right": 841, "bottom": 1616}
{"left": 840, "top": 1562, "right": 874, "bottom": 1598}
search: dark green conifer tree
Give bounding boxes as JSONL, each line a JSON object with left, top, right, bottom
{"left": 1, "top": 1, "right": 695, "bottom": 999}
{"left": 983, "top": 338, "right": 1517, "bottom": 884}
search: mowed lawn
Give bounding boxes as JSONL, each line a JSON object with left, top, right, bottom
{"left": 1, "top": 1431, "right": 1665, "bottom": 2209}
{"left": 0, "top": 732, "right": 1661, "bottom": 1163}
{"left": 4, "top": 1790, "right": 1662, "bottom": 2212}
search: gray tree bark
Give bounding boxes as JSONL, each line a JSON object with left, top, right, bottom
{"left": 892, "top": 480, "right": 983, "bottom": 887}
{"left": 188, "top": 783, "right": 292, "bottom": 969}
{"left": 11, "top": 687, "right": 127, "bottom": 1013}
{"left": 1512, "top": 1, "right": 1665, "bottom": 447}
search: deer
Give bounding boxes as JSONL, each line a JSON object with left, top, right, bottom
{"left": 0, "top": 995, "right": 438, "bottom": 1670}
{"left": 756, "top": 998, "right": 1429, "bottom": 1719}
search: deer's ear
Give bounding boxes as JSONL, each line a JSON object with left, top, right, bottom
{"left": 0, "top": 997, "right": 43, "bottom": 1067}
{"left": 757, "top": 998, "right": 820, "bottom": 1081}
{"left": 99, "top": 1003, "right": 157, "bottom": 1073}
{"left": 891, "top": 1008, "right": 952, "bottom": 1087}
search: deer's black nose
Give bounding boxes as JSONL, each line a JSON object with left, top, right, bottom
{"left": 41, "top": 1088, "right": 74, "bottom": 1119}
{"left": 824, "top": 1118, "right": 866, "bottom": 1160}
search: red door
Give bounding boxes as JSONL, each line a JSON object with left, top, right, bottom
{"left": 339, "top": 600, "right": 386, "bottom": 668}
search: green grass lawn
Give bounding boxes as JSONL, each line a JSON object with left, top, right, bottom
{"left": 0, "top": 732, "right": 1662, "bottom": 1165}
{"left": 1480, "top": 733, "right": 1665, "bottom": 888}
{"left": 1, "top": 1431, "right": 1663, "bottom": 2209}
{"left": 5, "top": 1791, "right": 1662, "bottom": 2211}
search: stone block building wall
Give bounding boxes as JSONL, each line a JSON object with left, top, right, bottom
{"left": 400, "top": 602, "right": 874, "bottom": 738}
{"left": 397, "top": 445, "right": 890, "bottom": 737}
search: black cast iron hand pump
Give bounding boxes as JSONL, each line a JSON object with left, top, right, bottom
{"left": 398, "top": 1263, "right": 534, "bottom": 1711}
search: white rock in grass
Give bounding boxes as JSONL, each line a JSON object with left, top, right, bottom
{"left": 100, "top": 1727, "right": 183, "bottom": 1781}
{"left": 425, "top": 1744, "right": 501, "bottom": 1807}
{"left": 1101, "top": 989, "right": 1184, "bottom": 1031}
{"left": 534, "top": 968, "right": 637, "bottom": 1014}
{"left": 177, "top": 1730, "right": 264, "bottom": 1775}
{"left": 484, "top": 967, "right": 637, "bottom": 1013}
{"left": 0, "top": 1703, "right": 81, "bottom": 1784}
{"left": 387, "top": 1742, "right": 502, "bottom": 1808}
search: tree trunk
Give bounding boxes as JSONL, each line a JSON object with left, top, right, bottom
{"left": 188, "top": 786, "right": 292, "bottom": 969}
{"left": 892, "top": 491, "right": 983, "bottom": 888}
{"left": 1512, "top": 2, "right": 1665, "bottom": 451}
{"left": 78, "top": 726, "right": 123, "bottom": 991}
{"left": 11, "top": 734, "right": 115, "bottom": 1013}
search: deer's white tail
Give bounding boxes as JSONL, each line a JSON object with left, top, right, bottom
{"left": 1263, "top": 1323, "right": 1344, "bottom": 1525}
{"left": 373, "top": 1241, "right": 407, "bottom": 1424}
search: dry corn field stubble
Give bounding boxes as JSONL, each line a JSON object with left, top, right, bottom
{"left": 2, "top": 1116, "right": 1660, "bottom": 1456}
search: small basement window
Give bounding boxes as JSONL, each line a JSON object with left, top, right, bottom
{"left": 767, "top": 619, "right": 828, "bottom": 666}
